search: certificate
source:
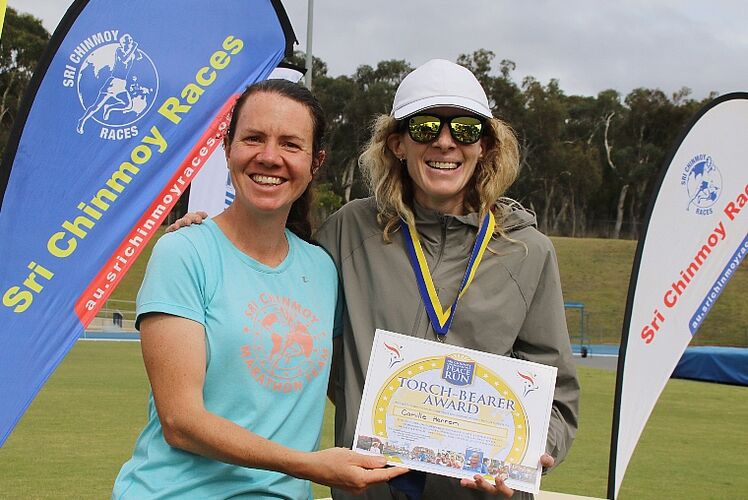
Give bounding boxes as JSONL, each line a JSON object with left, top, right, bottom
{"left": 352, "top": 329, "right": 557, "bottom": 494}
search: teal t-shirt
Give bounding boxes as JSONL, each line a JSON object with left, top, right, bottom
{"left": 113, "top": 220, "right": 338, "bottom": 499}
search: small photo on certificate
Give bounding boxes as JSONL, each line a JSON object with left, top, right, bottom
{"left": 352, "top": 329, "right": 557, "bottom": 495}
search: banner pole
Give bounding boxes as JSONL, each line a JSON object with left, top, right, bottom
{"left": 305, "top": 0, "right": 314, "bottom": 90}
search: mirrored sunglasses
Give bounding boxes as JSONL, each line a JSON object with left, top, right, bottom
{"left": 406, "top": 114, "right": 484, "bottom": 145}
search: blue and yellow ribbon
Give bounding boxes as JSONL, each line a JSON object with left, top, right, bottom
{"left": 401, "top": 212, "right": 495, "bottom": 338}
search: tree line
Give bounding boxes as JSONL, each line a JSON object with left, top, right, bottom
{"left": 298, "top": 49, "right": 715, "bottom": 239}
{"left": 2, "top": 8, "right": 716, "bottom": 238}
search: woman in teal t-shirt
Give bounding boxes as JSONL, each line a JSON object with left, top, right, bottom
{"left": 113, "top": 80, "right": 404, "bottom": 499}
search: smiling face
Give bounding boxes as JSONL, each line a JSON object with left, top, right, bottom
{"left": 387, "top": 107, "right": 486, "bottom": 215}
{"left": 225, "top": 91, "right": 322, "bottom": 219}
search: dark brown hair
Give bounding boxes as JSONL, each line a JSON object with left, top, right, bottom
{"left": 226, "top": 79, "right": 326, "bottom": 241}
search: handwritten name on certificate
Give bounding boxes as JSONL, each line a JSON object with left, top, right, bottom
{"left": 353, "top": 329, "right": 557, "bottom": 494}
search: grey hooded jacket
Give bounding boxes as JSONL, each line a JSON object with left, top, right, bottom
{"left": 316, "top": 197, "right": 579, "bottom": 500}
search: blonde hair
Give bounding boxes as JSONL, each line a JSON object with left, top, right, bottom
{"left": 360, "top": 114, "right": 521, "bottom": 241}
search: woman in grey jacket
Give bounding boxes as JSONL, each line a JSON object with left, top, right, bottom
{"left": 315, "top": 59, "right": 579, "bottom": 500}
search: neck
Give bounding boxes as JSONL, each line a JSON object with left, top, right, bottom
{"left": 414, "top": 192, "right": 466, "bottom": 216}
{"left": 214, "top": 205, "right": 289, "bottom": 267}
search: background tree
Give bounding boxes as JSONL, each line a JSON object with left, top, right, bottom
{"left": 312, "top": 59, "right": 411, "bottom": 210}
{"left": 0, "top": 8, "right": 50, "bottom": 158}
{"left": 561, "top": 94, "right": 605, "bottom": 235}
{"left": 508, "top": 76, "right": 569, "bottom": 233}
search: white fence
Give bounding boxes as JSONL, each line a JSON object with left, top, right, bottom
{"left": 84, "top": 299, "right": 137, "bottom": 333}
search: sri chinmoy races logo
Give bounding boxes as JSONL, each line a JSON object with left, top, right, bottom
{"left": 682, "top": 154, "right": 722, "bottom": 216}
{"left": 62, "top": 30, "right": 159, "bottom": 141}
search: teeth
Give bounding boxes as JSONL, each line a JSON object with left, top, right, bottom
{"left": 427, "top": 161, "right": 459, "bottom": 170}
{"left": 251, "top": 174, "right": 284, "bottom": 185}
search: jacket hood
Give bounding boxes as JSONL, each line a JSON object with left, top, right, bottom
{"left": 412, "top": 197, "right": 537, "bottom": 233}
{"left": 498, "top": 198, "right": 537, "bottom": 232}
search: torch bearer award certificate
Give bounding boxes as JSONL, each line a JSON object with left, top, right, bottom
{"left": 353, "top": 329, "right": 557, "bottom": 494}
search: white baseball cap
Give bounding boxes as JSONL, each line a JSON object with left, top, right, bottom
{"left": 391, "top": 59, "right": 492, "bottom": 120}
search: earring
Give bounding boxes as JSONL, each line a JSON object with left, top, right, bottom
{"left": 399, "top": 157, "right": 407, "bottom": 168}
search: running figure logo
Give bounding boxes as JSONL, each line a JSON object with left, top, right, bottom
{"left": 682, "top": 154, "right": 722, "bottom": 216}
{"left": 241, "top": 294, "right": 330, "bottom": 393}
{"left": 75, "top": 33, "right": 158, "bottom": 134}
{"left": 264, "top": 312, "right": 314, "bottom": 368}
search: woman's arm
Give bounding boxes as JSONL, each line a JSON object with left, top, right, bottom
{"left": 513, "top": 244, "right": 580, "bottom": 468}
{"left": 140, "top": 313, "right": 406, "bottom": 493}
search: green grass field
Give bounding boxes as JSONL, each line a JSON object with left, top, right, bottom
{"left": 1, "top": 342, "right": 746, "bottom": 499}
{"left": 3, "top": 235, "right": 743, "bottom": 498}
{"left": 553, "top": 236, "right": 748, "bottom": 347}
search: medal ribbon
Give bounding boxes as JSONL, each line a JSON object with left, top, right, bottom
{"left": 401, "top": 211, "right": 495, "bottom": 338}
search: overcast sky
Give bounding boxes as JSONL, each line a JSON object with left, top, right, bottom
{"left": 9, "top": 0, "right": 747, "bottom": 100}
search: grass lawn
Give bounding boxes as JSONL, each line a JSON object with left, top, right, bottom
{"left": 1, "top": 342, "right": 746, "bottom": 499}
{"left": 541, "top": 366, "right": 748, "bottom": 498}
{"left": 553, "top": 236, "right": 747, "bottom": 347}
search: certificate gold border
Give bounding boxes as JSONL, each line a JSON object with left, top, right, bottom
{"left": 371, "top": 355, "right": 529, "bottom": 464}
